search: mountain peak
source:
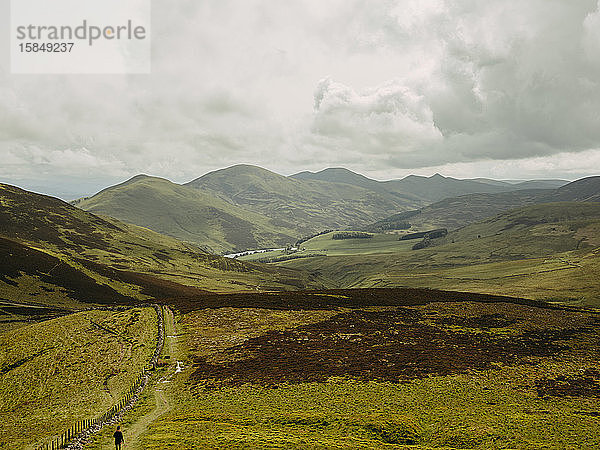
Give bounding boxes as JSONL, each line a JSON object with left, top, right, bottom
{"left": 118, "top": 174, "right": 175, "bottom": 186}
{"left": 290, "top": 167, "right": 376, "bottom": 185}
{"left": 87, "top": 173, "right": 171, "bottom": 199}
{"left": 318, "top": 167, "right": 359, "bottom": 174}
{"left": 125, "top": 174, "right": 152, "bottom": 183}
{"left": 186, "top": 164, "right": 285, "bottom": 186}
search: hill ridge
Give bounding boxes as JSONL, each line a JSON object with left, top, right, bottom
{"left": 0, "top": 182, "right": 325, "bottom": 309}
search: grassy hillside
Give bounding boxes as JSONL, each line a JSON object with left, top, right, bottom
{"left": 0, "top": 183, "right": 325, "bottom": 312}
{"left": 0, "top": 307, "right": 156, "bottom": 449}
{"left": 398, "top": 189, "right": 551, "bottom": 231}
{"left": 366, "top": 176, "right": 600, "bottom": 232}
{"left": 87, "top": 290, "right": 600, "bottom": 449}
{"left": 434, "top": 202, "right": 600, "bottom": 253}
{"left": 71, "top": 175, "right": 298, "bottom": 253}
{"left": 185, "top": 164, "right": 422, "bottom": 235}
{"left": 551, "top": 175, "right": 600, "bottom": 202}
{"left": 279, "top": 203, "right": 600, "bottom": 305}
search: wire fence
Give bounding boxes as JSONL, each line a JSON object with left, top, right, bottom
{"left": 37, "top": 304, "right": 166, "bottom": 450}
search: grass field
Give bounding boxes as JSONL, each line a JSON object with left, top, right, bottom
{"left": 85, "top": 306, "right": 180, "bottom": 450}
{"left": 239, "top": 231, "right": 415, "bottom": 262}
{"left": 0, "top": 307, "right": 156, "bottom": 449}
{"left": 136, "top": 372, "right": 600, "bottom": 449}
{"left": 95, "top": 290, "right": 600, "bottom": 449}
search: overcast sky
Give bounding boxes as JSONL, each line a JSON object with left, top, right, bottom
{"left": 1, "top": 0, "right": 600, "bottom": 199}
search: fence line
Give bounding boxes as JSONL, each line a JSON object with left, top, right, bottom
{"left": 37, "top": 304, "right": 166, "bottom": 450}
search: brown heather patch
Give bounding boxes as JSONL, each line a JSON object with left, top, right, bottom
{"left": 182, "top": 291, "right": 599, "bottom": 387}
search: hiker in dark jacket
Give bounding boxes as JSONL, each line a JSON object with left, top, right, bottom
{"left": 114, "top": 425, "right": 124, "bottom": 449}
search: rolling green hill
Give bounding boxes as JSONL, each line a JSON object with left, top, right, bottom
{"left": 70, "top": 174, "right": 299, "bottom": 253}
{"left": 0, "top": 183, "right": 325, "bottom": 314}
{"left": 279, "top": 202, "right": 600, "bottom": 305}
{"left": 72, "top": 166, "right": 584, "bottom": 253}
{"left": 431, "top": 202, "right": 600, "bottom": 258}
{"left": 400, "top": 189, "right": 552, "bottom": 231}
{"left": 185, "top": 164, "right": 422, "bottom": 235}
{"left": 551, "top": 175, "right": 600, "bottom": 202}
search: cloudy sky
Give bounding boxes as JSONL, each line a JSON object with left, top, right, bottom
{"left": 1, "top": 0, "right": 600, "bottom": 199}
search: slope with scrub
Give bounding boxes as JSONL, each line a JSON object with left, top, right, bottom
{"left": 0, "top": 183, "right": 325, "bottom": 314}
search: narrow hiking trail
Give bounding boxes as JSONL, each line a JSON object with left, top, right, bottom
{"left": 122, "top": 384, "right": 171, "bottom": 448}
{"left": 91, "top": 307, "right": 183, "bottom": 449}
{"left": 123, "top": 307, "right": 181, "bottom": 448}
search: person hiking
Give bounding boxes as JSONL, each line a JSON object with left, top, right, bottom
{"left": 113, "top": 425, "right": 124, "bottom": 449}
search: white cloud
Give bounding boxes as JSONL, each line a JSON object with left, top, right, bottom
{"left": 0, "top": 145, "right": 127, "bottom": 176}
{"left": 311, "top": 77, "right": 442, "bottom": 154}
{"left": 308, "top": 0, "right": 600, "bottom": 169}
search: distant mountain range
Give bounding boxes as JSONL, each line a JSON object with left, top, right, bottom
{"left": 370, "top": 176, "right": 600, "bottom": 232}
{"left": 69, "top": 164, "right": 590, "bottom": 253}
{"left": 2, "top": 172, "right": 599, "bottom": 304}
{"left": 291, "top": 167, "right": 568, "bottom": 202}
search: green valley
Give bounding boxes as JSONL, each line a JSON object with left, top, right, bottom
{"left": 279, "top": 202, "right": 600, "bottom": 305}
{"left": 4, "top": 3, "right": 600, "bottom": 447}
{"left": 2, "top": 172, "right": 599, "bottom": 450}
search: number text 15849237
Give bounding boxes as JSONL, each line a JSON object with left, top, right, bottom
{"left": 19, "top": 42, "right": 74, "bottom": 52}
